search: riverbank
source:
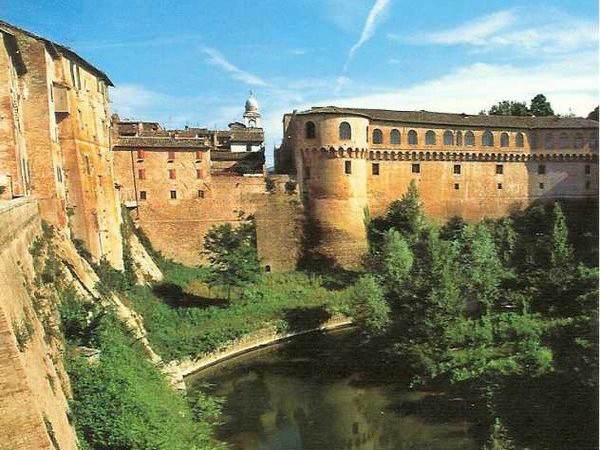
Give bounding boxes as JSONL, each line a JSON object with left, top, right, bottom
{"left": 163, "top": 314, "right": 353, "bottom": 389}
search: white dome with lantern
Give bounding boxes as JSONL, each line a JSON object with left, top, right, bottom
{"left": 243, "top": 93, "right": 261, "bottom": 128}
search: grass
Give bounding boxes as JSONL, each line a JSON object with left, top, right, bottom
{"left": 125, "top": 263, "right": 352, "bottom": 361}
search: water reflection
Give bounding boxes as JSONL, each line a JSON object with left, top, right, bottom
{"left": 187, "top": 329, "right": 480, "bottom": 450}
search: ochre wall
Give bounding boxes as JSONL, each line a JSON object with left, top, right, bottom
{"left": 0, "top": 199, "right": 78, "bottom": 450}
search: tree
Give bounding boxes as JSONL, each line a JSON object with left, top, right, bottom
{"left": 530, "top": 94, "right": 554, "bottom": 117}
{"left": 488, "top": 100, "right": 530, "bottom": 117}
{"left": 549, "top": 203, "right": 573, "bottom": 270}
{"left": 587, "top": 106, "right": 599, "bottom": 121}
{"left": 347, "top": 275, "right": 390, "bottom": 337}
{"left": 371, "top": 229, "right": 413, "bottom": 299}
{"left": 384, "top": 180, "right": 424, "bottom": 240}
{"left": 203, "top": 222, "right": 261, "bottom": 298}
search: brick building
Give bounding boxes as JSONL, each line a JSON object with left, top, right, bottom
{"left": 0, "top": 21, "right": 123, "bottom": 268}
{"left": 112, "top": 96, "right": 267, "bottom": 265}
{"left": 276, "top": 107, "right": 599, "bottom": 267}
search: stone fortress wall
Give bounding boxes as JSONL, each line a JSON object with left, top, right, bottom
{"left": 276, "top": 107, "right": 599, "bottom": 267}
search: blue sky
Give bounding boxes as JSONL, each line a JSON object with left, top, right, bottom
{"left": 3, "top": 0, "right": 598, "bottom": 162}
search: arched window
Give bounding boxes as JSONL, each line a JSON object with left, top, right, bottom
{"left": 408, "top": 130, "right": 418, "bottom": 145}
{"left": 559, "top": 132, "right": 569, "bottom": 149}
{"left": 500, "top": 132, "right": 509, "bottom": 147}
{"left": 305, "top": 121, "right": 316, "bottom": 139}
{"left": 456, "top": 130, "right": 463, "bottom": 146}
{"left": 443, "top": 130, "right": 454, "bottom": 146}
{"left": 465, "top": 131, "right": 475, "bottom": 146}
{"left": 373, "top": 128, "right": 383, "bottom": 144}
{"left": 339, "top": 121, "right": 351, "bottom": 140}
{"left": 425, "top": 130, "right": 436, "bottom": 145}
{"left": 545, "top": 133, "right": 554, "bottom": 150}
{"left": 574, "top": 133, "right": 583, "bottom": 149}
{"left": 482, "top": 130, "right": 494, "bottom": 147}
{"left": 515, "top": 132, "right": 524, "bottom": 148}
{"left": 390, "top": 129, "right": 400, "bottom": 145}
{"left": 590, "top": 132, "right": 598, "bottom": 149}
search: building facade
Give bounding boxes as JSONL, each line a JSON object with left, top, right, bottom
{"left": 0, "top": 21, "right": 123, "bottom": 268}
{"left": 112, "top": 97, "right": 267, "bottom": 265}
{"left": 276, "top": 107, "right": 599, "bottom": 267}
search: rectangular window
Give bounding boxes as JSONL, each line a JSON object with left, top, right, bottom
{"left": 497, "top": 183, "right": 503, "bottom": 190}
{"left": 138, "top": 169, "right": 146, "bottom": 180}
{"left": 585, "top": 165, "right": 591, "bottom": 175}
{"left": 539, "top": 182, "right": 545, "bottom": 189}
{"left": 84, "top": 155, "right": 91, "bottom": 175}
{"left": 169, "top": 169, "right": 176, "bottom": 180}
{"left": 168, "top": 151, "right": 175, "bottom": 161}
{"left": 345, "top": 160, "right": 352, "bottom": 175}
{"left": 139, "top": 190, "right": 147, "bottom": 200}
{"left": 453, "top": 164, "right": 461, "bottom": 175}
{"left": 170, "top": 190, "right": 177, "bottom": 199}
{"left": 496, "top": 164, "right": 504, "bottom": 175}
{"left": 538, "top": 164, "right": 546, "bottom": 175}
{"left": 198, "top": 190, "right": 205, "bottom": 198}
{"left": 196, "top": 169, "right": 202, "bottom": 179}
{"left": 56, "top": 167, "right": 62, "bottom": 183}
{"left": 137, "top": 150, "right": 145, "bottom": 160}
{"left": 305, "top": 166, "right": 311, "bottom": 179}
{"left": 372, "top": 163, "right": 380, "bottom": 176}
{"left": 585, "top": 181, "right": 591, "bottom": 190}
{"left": 196, "top": 151, "right": 203, "bottom": 160}
{"left": 454, "top": 183, "right": 460, "bottom": 190}
{"left": 411, "top": 163, "right": 420, "bottom": 174}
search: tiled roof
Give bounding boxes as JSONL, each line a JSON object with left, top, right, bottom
{"left": 113, "top": 137, "right": 209, "bottom": 149}
{"left": 299, "top": 106, "right": 598, "bottom": 129}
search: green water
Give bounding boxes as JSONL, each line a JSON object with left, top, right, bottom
{"left": 187, "top": 329, "right": 483, "bottom": 450}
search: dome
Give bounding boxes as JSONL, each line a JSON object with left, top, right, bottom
{"left": 245, "top": 94, "right": 259, "bottom": 112}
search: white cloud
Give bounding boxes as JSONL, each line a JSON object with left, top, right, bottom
{"left": 394, "top": 8, "right": 598, "bottom": 54}
{"left": 202, "top": 47, "right": 268, "bottom": 87}
{"left": 344, "top": 0, "right": 391, "bottom": 70}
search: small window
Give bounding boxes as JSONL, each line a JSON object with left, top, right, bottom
{"left": 539, "top": 182, "right": 544, "bottom": 189}
{"left": 516, "top": 132, "right": 524, "bottom": 148}
{"left": 138, "top": 169, "right": 146, "bottom": 180}
{"left": 585, "top": 180, "right": 591, "bottom": 190}
{"left": 169, "top": 169, "right": 176, "bottom": 179}
{"left": 456, "top": 130, "right": 463, "bottom": 146}
{"left": 408, "top": 130, "right": 418, "bottom": 145}
{"left": 373, "top": 129, "right": 383, "bottom": 144}
{"left": 84, "top": 155, "right": 91, "bottom": 175}
{"left": 305, "top": 121, "right": 316, "bottom": 139}
{"left": 305, "top": 166, "right": 311, "bottom": 179}
{"left": 482, "top": 130, "right": 494, "bottom": 147}
{"left": 496, "top": 164, "right": 503, "bottom": 175}
{"left": 137, "top": 150, "right": 145, "bottom": 160}
{"left": 197, "top": 190, "right": 205, "bottom": 198}
{"left": 500, "top": 132, "right": 509, "bottom": 147}
{"left": 170, "top": 190, "right": 177, "bottom": 199}
{"left": 265, "top": 265, "right": 271, "bottom": 273}
{"left": 585, "top": 165, "right": 591, "bottom": 175}
{"left": 339, "top": 122, "right": 352, "bottom": 140}
{"left": 444, "top": 130, "right": 454, "bottom": 146}
{"left": 196, "top": 169, "right": 202, "bottom": 179}
{"left": 372, "top": 163, "right": 380, "bottom": 176}
{"left": 390, "top": 129, "right": 400, "bottom": 145}
{"left": 56, "top": 167, "right": 63, "bottom": 183}
{"left": 425, "top": 130, "right": 436, "bottom": 145}
{"left": 246, "top": 144, "right": 252, "bottom": 152}
{"left": 538, "top": 164, "right": 546, "bottom": 175}
{"left": 454, "top": 183, "right": 460, "bottom": 190}
{"left": 453, "top": 164, "right": 461, "bottom": 175}
{"left": 545, "top": 134, "right": 554, "bottom": 150}
{"left": 168, "top": 150, "right": 175, "bottom": 161}
{"left": 559, "top": 132, "right": 569, "bottom": 149}
{"left": 139, "top": 190, "right": 147, "bottom": 200}
{"left": 345, "top": 160, "right": 352, "bottom": 174}
{"left": 574, "top": 133, "right": 583, "bottom": 149}
{"left": 497, "top": 183, "right": 503, "bottom": 190}
{"left": 412, "top": 163, "right": 420, "bottom": 174}
{"left": 465, "top": 131, "right": 475, "bottom": 146}
{"left": 196, "top": 151, "right": 203, "bottom": 160}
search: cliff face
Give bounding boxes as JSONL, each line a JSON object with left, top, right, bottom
{"left": 0, "top": 198, "right": 163, "bottom": 450}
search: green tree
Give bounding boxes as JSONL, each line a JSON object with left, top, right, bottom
{"left": 488, "top": 100, "right": 530, "bottom": 116}
{"left": 530, "top": 94, "right": 555, "bottom": 117}
{"left": 370, "top": 229, "right": 413, "bottom": 299}
{"left": 203, "top": 222, "right": 261, "bottom": 298}
{"left": 384, "top": 180, "right": 424, "bottom": 240}
{"left": 587, "top": 106, "right": 599, "bottom": 121}
{"left": 347, "top": 275, "right": 390, "bottom": 336}
{"left": 549, "top": 203, "right": 573, "bottom": 270}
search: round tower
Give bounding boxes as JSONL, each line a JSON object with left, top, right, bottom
{"left": 243, "top": 93, "right": 262, "bottom": 128}
{"left": 293, "top": 111, "right": 370, "bottom": 268}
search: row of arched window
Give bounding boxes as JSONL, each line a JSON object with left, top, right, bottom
{"left": 304, "top": 121, "right": 526, "bottom": 148}
{"left": 543, "top": 132, "right": 597, "bottom": 150}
